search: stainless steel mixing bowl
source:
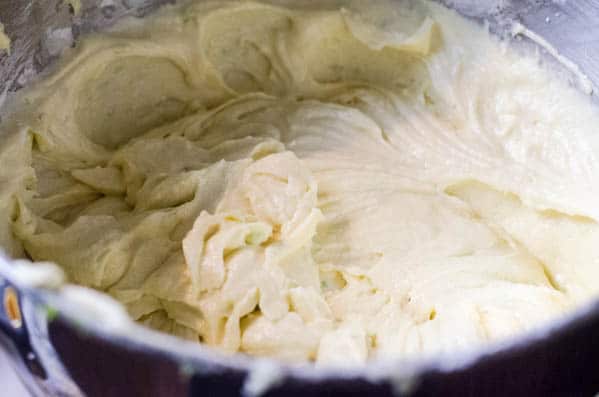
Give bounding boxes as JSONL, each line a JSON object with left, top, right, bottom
{"left": 1, "top": 1, "right": 599, "bottom": 396}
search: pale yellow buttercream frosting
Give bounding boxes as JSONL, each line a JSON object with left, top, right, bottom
{"left": 0, "top": 23, "right": 10, "bottom": 53}
{"left": 2, "top": 0, "right": 599, "bottom": 364}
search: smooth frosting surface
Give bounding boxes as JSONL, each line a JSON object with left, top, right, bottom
{"left": 3, "top": 0, "right": 599, "bottom": 364}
